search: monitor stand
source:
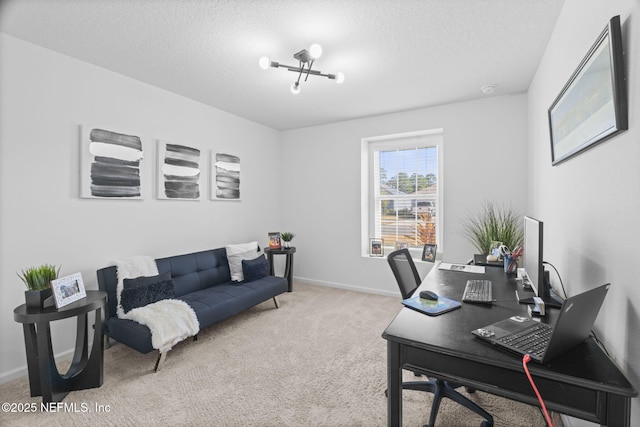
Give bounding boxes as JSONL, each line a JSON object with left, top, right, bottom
{"left": 517, "top": 288, "right": 563, "bottom": 309}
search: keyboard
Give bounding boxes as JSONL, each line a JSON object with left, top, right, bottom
{"left": 496, "top": 323, "right": 553, "bottom": 358}
{"left": 462, "top": 279, "right": 493, "bottom": 304}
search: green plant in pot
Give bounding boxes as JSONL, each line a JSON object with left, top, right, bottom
{"left": 280, "top": 232, "right": 295, "bottom": 249}
{"left": 462, "top": 201, "right": 523, "bottom": 257}
{"left": 18, "top": 264, "right": 61, "bottom": 308}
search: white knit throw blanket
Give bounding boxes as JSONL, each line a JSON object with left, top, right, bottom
{"left": 112, "top": 256, "right": 200, "bottom": 353}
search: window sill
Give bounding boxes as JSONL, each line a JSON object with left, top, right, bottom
{"left": 363, "top": 248, "right": 438, "bottom": 263}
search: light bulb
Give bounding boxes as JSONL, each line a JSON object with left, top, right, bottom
{"left": 335, "top": 72, "right": 345, "bottom": 84}
{"left": 259, "top": 56, "right": 270, "bottom": 70}
{"left": 309, "top": 44, "right": 322, "bottom": 59}
{"left": 290, "top": 82, "right": 301, "bottom": 94}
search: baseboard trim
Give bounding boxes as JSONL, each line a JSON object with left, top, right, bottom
{"left": 0, "top": 348, "right": 75, "bottom": 385}
{"left": 560, "top": 414, "right": 598, "bottom": 426}
{"left": 294, "top": 276, "right": 399, "bottom": 298}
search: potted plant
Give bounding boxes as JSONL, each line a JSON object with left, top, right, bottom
{"left": 280, "top": 232, "right": 295, "bottom": 249}
{"left": 462, "top": 201, "right": 523, "bottom": 256}
{"left": 18, "top": 264, "right": 60, "bottom": 308}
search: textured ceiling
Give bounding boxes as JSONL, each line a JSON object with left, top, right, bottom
{"left": 0, "top": 0, "right": 565, "bottom": 130}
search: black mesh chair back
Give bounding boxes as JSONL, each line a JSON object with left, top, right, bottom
{"left": 387, "top": 248, "right": 421, "bottom": 299}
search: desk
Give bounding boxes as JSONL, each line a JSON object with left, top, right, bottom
{"left": 383, "top": 264, "right": 637, "bottom": 426}
{"left": 14, "top": 290, "right": 106, "bottom": 403}
{"left": 264, "top": 246, "right": 296, "bottom": 292}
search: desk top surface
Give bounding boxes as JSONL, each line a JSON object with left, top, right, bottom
{"left": 383, "top": 263, "right": 636, "bottom": 396}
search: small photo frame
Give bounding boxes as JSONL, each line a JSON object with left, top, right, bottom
{"left": 51, "top": 272, "right": 87, "bottom": 308}
{"left": 422, "top": 244, "right": 437, "bottom": 262}
{"left": 369, "top": 238, "right": 384, "bottom": 257}
{"left": 268, "top": 232, "right": 281, "bottom": 249}
{"left": 394, "top": 241, "right": 408, "bottom": 251}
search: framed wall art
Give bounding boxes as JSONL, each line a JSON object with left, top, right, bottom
{"left": 548, "top": 15, "right": 627, "bottom": 166}
{"left": 80, "top": 125, "right": 144, "bottom": 199}
{"left": 157, "top": 140, "right": 201, "bottom": 200}
{"left": 210, "top": 152, "right": 240, "bottom": 201}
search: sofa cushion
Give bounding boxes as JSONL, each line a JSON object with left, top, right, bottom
{"left": 225, "top": 241, "right": 259, "bottom": 281}
{"left": 178, "top": 276, "right": 287, "bottom": 329}
{"left": 121, "top": 272, "right": 175, "bottom": 313}
{"left": 156, "top": 249, "right": 231, "bottom": 296}
{"left": 242, "top": 254, "right": 270, "bottom": 282}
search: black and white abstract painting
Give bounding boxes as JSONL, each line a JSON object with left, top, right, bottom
{"left": 81, "top": 125, "right": 144, "bottom": 199}
{"left": 157, "top": 140, "right": 201, "bottom": 200}
{"left": 210, "top": 152, "right": 240, "bottom": 201}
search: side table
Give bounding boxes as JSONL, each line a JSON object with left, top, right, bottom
{"left": 264, "top": 246, "right": 296, "bottom": 292}
{"left": 13, "top": 290, "right": 107, "bottom": 403}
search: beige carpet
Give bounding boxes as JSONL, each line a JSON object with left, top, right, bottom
{"left": 0, "top": 282, "right": 563, "bottom": 426}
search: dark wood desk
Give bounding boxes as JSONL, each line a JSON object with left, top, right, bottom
{"left": 14, "top": 290, "right": 106, "bottom": 403}
{"left": 264, "top": 246, "right": 296, "bottom": 292}
{"left": 383, "top": 264, "right": 637, "bottom": 426}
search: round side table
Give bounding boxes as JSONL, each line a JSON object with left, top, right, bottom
{"left": 264, "top": 246, "right": 296, "bottom": 292}
{"left": 13, "top": 290, "right": 107, "bottom": 403}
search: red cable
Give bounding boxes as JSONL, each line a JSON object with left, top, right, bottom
{"left": 522, "top": 354, "right": 554, "bottom": 427}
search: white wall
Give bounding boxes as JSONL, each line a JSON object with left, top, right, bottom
{"left": 0, "top": 34, "right": 283, "bottom": 382}
{"left": 527, "top": 0, "right": 640, "bottom": 424}
{"left": 280, "top": 94, "right": 529, "bottom": 295}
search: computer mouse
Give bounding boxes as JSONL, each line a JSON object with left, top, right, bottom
{"left": 419, "top": 290, "right": 438, "bottom": 301}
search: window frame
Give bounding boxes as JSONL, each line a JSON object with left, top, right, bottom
{"left": 361, "top": 129, "right": 444, "bottom": 259}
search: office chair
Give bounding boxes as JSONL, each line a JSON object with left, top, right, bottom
{"left": 387, "top": 248, "right": 494, "bottom": 427}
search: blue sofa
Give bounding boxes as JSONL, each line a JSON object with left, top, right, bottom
{"left": 96, "top": 247, "right": 288, "bottom": 368}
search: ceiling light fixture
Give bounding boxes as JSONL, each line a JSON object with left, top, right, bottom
{"left": 259, "top": 44, "right": 344, "bottom": 94}
{"left": 481, "top": 84, "right": 497, "bottom": 95}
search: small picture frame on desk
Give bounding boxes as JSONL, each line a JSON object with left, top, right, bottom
{"left": 422, "top": 244, "right": 437, "bottom": 262}
{"left": 369, "top": 238, "right": 384, "bottom": 257}
{"left": 51, "top": 272, "right": 87, "bottom": 308}
{"left": 268, "top": 232, "right": 281, "bottom": 249}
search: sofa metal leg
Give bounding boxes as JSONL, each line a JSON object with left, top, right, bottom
{"left": 273, "top": 297, "right": 279, "bottom": 308}
{"left": 104, "top": 335, "right": 112, "bottom": 349}
{"left": 193, "top": 334, "right": 198, "bottom": 341}
{"left": 154, "top": 351, "right": 167, "bottom": 372}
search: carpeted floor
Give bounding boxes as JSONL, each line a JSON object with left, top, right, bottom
{"left": 0, "top": 282, "right": 563, "bottom": 426}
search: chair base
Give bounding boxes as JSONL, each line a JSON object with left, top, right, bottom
{"left": 400, "top": 378, "right": 493, "bottom": 427}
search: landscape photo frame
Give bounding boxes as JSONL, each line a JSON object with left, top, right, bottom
{"left": 548, "top": 15, "right": 627, "bottom": 166}
{"left": 51, "top": 272, "right": 87, "bottom": 308}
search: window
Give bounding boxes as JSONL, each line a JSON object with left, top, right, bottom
{"left": 361, "top": 130, "right": 443, "bottom": 256}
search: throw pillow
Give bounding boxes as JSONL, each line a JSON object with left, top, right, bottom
{"left": 121, "top": 272, "right": 175, "bottom": 313}
{"left": 123, "top": 271, "right": 172, "bottom": 289}
{"left": 225, "top": 241, "right": 259, "bottom": 281}
{"left": 242, "top": 254, "right": 270, "bottom": 282}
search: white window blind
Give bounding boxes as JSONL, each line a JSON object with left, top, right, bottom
{"left": 364, "top": 130, "right": 442, "bottom": 253}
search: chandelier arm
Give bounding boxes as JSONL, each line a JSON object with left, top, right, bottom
{"left": 304, "top": 59, "right": 315, "bottom": 82}
{"left": 295, "top": 61, "right": 304, "bottom": 85}
{"left": 272, "top": 63, "right": 335, "bottom": 80}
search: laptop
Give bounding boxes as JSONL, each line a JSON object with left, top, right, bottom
{"left": 471, "top": 283, "right": 610, "bottom": 363}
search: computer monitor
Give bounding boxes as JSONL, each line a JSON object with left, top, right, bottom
{"left": 519, "top": 216, "right": 563, "bottom": 308}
